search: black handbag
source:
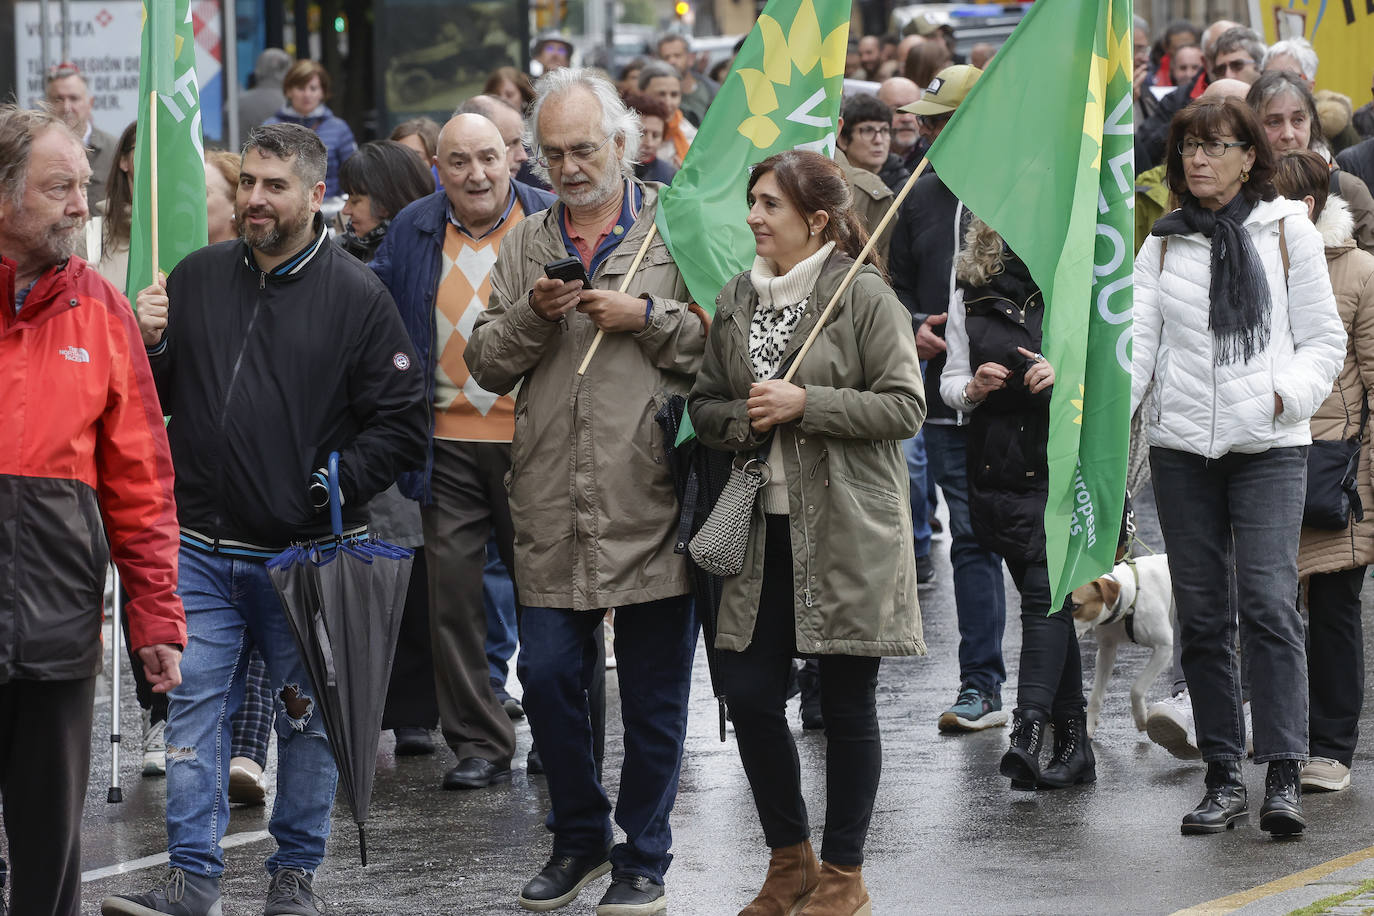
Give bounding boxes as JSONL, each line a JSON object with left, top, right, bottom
{"left": 1304, "top": 401, "right": 1368, "bottom": 530}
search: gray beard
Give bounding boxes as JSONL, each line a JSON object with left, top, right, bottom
{"left": 559, "top": 166, "right": 622, "bottom": 210}
{"left": 241, "top": 210, "right": 312, "bottom": 255}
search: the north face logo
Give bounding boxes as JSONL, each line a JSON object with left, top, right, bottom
{"left": 60, "top": 346, "right": 90, "bottom": 363}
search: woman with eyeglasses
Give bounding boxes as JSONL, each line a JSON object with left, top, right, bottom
{"left": 1246, "top": 69, "right": 1374, "bottom": 253}
{"left": 1133, "top": 97, "right": 1344, "bottom": 837}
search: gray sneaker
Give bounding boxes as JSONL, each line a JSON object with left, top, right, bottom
{"left": 265, "top": 868, "right": 325, "bottom": 916}
{"left": 101, "top": 869, "right": 222, "bottom": 916}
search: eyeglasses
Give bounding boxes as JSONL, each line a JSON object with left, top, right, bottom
{"left": 854, "top": 124, "right": 891, "bottom": 140}
{"left": 1213, "top": 58, "right": 1255, "bottom": 76}
{"left": 1178, "top": 138, "right": 1250, "bottom": 158}
{"left": 536, "top": 135, "right": 612, "bottom": 169}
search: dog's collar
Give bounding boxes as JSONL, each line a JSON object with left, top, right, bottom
{"left": 1098, "top": 558, "right": 1143, "bottom": 634}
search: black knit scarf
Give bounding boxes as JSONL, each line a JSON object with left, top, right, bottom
{"left": 1152, "top": 194, "right": 1271, "bottom": 365}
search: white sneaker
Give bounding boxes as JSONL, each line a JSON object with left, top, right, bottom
{"left": 229, "top": 756, "right": 266, "bottom": 805}
{"left": 1145, "top": 690, "right": 1201, "bottom": 760}
{"left": 141, "top": 714, "right": 166, "bottom": 777}
{"left": 1301, "top": 756, "right": 1351, "bottom": 792}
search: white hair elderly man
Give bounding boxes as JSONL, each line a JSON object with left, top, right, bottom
{"left": 466, "top": 68, "right": 705, "bottom": 916}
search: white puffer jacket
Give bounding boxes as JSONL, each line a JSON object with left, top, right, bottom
{"left": 1132, "top": 197, "right": 1346, "bottom": 458}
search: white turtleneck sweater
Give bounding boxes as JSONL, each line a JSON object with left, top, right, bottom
{"left": 747, "top": 241, "right": 834, "bottom": 514}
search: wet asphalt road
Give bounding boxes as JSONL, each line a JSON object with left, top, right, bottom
{"left": 62, "top": 487, "right": 1374, "bottom": 915}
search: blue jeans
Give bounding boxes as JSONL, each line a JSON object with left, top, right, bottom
{"left": 924, "top": 424, "right": 1007, "bottom": 696}
{"left": 903, "top": 433, "right": 933, "bottom": 559}
{"left": 1150, "top": 446, "right": 1309, "bottom": 762}
{"left": 166, "top": 547, "right": 338, "bottom": 878}
{"left": 483, "top": 538, "right": 518, "bottom": 685}
{"left": 518, "top": 597, "right": 695, "bottom": 883}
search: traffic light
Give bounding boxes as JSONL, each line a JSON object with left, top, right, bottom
{"left": 674, "top": 1, "right": 690, "bottom": 19}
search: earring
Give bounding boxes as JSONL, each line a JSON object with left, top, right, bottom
{"left": 1241, "top": 170, "right": 1250, "bottom": 183}
{"left": 810, "top": 228, "right": 817, "bottom": 236}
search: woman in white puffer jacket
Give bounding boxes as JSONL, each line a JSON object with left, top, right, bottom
{"left": 1132, "top": 97, "right": 1345, "bottom": 839}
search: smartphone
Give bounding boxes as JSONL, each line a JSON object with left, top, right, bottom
{"left": 545, "top": 257, "right": 590, "bottom": 288}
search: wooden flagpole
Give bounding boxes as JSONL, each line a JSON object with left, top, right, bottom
{"left": 781, "top": 156, "right": 931, "bottom": 383}
{"left": 575, "top": 221, "right": 660, "bottom": 376}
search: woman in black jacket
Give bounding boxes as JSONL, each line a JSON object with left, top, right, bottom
{"left": 940, "top": 218, "right": 1094, "bottom": 790}
{"left": 337, "top": 140, "right": 435, "bottom": 262}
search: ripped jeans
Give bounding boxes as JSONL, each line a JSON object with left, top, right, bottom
{"left": 166, "top": 546, "right": 338, "bottom": 878}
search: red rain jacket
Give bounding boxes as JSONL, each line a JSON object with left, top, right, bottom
{"left": 0, "top": 254, "right": 186, "bottom": 682}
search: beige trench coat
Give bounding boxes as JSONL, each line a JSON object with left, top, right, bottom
{"left": 1299, "top": 219, "right": 1374, "bottom": 578}
{"left": 465, "top": 180, "right": 707, "bottom": 610}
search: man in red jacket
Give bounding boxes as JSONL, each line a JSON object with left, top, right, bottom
{"left": 0, "top": 104, "right": 186, "bottom": 916}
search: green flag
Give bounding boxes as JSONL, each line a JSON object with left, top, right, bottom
{"left": 655, "top": 0, "right": 850, "bottom": 312}
{"left": 926, "top": 0, "right": 1135, "bottom": 608}
{"left": 127, "top": 0, "right": 207, "bottom": 299}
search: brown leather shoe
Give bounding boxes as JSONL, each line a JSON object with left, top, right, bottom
{"left": 739, "top": 840, "right": 820, "bottom": 916}
{"left": 797, "top": 862, "right": 871, "bottom": 916}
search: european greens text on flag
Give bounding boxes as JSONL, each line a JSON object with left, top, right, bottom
{"left": 926, "top": 0, "right": 1135, "bottom": 609}
{"left": 127, "top": 0, "right": 207, "bottom": 299}
{"left": 655, "top": 0, "right": 850, "bottom": 312}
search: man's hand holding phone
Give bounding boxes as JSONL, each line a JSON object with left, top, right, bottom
{"left": 532, "top": 257, "right": 590, "bottom": 322}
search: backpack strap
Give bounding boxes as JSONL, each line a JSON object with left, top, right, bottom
{"left": 1159, "top": 236, "right": 1168, "bottom": 272}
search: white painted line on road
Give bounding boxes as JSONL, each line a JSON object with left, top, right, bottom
{"left": 81, "top": 830, "right": 272, "bottom": 883}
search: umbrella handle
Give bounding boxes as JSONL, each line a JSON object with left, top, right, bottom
{"left": 328, "top": 451, "right": 343, "bottom": 538}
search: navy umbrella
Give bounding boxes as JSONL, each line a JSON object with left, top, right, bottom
{"left": 267, "top": 452, "right": 413, "bottom": 865}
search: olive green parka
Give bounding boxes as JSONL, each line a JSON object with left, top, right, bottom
{"left": 688, "top": 254, "right": 927, "bottom": 656}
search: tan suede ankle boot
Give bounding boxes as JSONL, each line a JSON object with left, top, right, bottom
{"left": 796, "top": 861, "right": 871, "bottom": 916}
{"left": 738, "top": 840, "right": 820, "bottom": 916}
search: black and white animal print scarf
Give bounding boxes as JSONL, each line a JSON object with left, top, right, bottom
{"left": 747, "top": 242, "right": 834, "bottom": 380}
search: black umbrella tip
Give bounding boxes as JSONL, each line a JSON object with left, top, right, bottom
{"left": 358, "top": 822, "right": 368, "bottom": 867}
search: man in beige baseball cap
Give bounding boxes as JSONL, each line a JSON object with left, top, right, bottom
{"left": 901, "top": 63, "right": 983, "bottom": 119}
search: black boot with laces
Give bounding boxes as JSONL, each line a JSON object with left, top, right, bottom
{"left": 1038, "top": 712, "right": 1096, "bottom": 789}
{"left": 1260, "top": 759, "right": 1306, "bottom": 837}
{"left": 1181, "top": 760, "right": 1247, "bottom": 835}
{"left": 999, "top": 707, "right": 1048, "bottom": 790}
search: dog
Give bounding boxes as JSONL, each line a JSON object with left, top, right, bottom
{"left": 1069, "top": 553, "right": 1175, "bottom": 738}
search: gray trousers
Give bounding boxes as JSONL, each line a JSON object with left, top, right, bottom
{"left": 423, "top": 440, "right": 517, "bottom": 765}
{"left": 1151, "top": 445, "right": 1308, "bottom": 763}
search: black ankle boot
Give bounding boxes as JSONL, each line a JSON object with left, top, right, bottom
{"left": 1181, "top": 760, "right": 1247, "bottom": 834}
{"left": 1260, "top": 759, "right": 1305, "bottom": 837}
{"left": 1038, "top": 712, "right": 1096, "bottom": 789}
{"left": 999, "top": 708, "right": 1048, "bottom": 790}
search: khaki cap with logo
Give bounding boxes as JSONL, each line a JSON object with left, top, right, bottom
{"left": 900, "top": 64, "right": 984, "bottom": 117}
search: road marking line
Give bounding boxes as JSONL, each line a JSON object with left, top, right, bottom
{"left": 81, "top": 830, "right": 272, "bottom": 883}
{"left": 1172, "top": 844, "right": 1374, "bottom": 914}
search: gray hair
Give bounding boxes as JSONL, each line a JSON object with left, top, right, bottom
{"left": 1263, "top": 37, "right": 1318, "bottom": 82}
{"left": 637, "top": 60, "right": 681, "bottom": 90}
{"left": 529, "top": 67, "right": 641, "bottom": 181}
{"left": 253, "top": 48, "right": 293, "bottom": 87}
{"left": 1133, "top": 15, "right": 1149, "bottom": 35}
{"left": 242, "top": 122, "right": 328, "bottom": 188}
{"left": 1213, "top": 27, "right": 1266, "bottom": 70}
{"left": 0, "top": 104, "right": 81, "bottom": 206}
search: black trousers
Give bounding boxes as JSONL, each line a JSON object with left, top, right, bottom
{"left": 1006, "top": 559, "right": 1085, "bottom": 718}
{"left": 1306, "top": 564, "right": 1367, "bottom": 766}
{"left": 383, "top": 551, "right": 440, "bottom": 730}
{"left": 0, "top": 676, "right": 96, "bottom": 916}
{"left": 718, "top": 515, "right": 881, "bottom": 866}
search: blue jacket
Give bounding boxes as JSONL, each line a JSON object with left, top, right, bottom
{"left": 263, "top": 104, "right": 357, "bottom": 197}
{"left": 371, "top": 182, "right": 556, "bottom": 502}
